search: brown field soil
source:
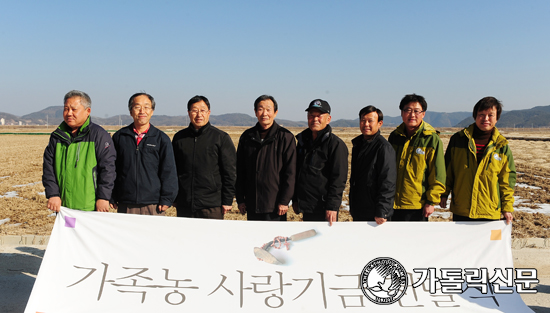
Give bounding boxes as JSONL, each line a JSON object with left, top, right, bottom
{"left": 1, "top": 126, "right": 550, "bottom": 238}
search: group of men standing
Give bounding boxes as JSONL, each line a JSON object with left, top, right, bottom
{"left": 43, "top": 90, "right": 516, "bottom": 225}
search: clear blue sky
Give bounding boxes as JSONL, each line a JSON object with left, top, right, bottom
{"left": 1, "top": 0, "right": 549, "bottom": 120}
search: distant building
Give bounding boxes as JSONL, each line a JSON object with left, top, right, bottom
{"left": 1, "top": 118, "right": 4, "bottom": 125}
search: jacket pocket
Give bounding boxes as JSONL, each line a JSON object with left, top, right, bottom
{"left": 476, "top": 173, "right": 500, "bottom": 216}
{"left": 308, "top": 150, "right": 327, "bottom": 172}
{"left": 408, "top": 147, "right": 427, "bottom": 180}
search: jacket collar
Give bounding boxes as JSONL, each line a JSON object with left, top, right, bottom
{"left": 298, "top": 124, "right": 332, "bottom": 147}
{"left": 463, "top": 123, "right": 508, "bottom": 149}
{"left": 352, "top": 130, "right": 380, "bottom": 146}
{"left": 189, "top": 122, "right": 211, "bottom": 137}
{"left": 395, "top": 121, "right": 438, "bottom": 138}
{"left": 250, "top": 121, "right": 280, "bottom": 144}
{"left": 121, "top": 122, "right": 158, "bottom": 134}
{"left": 55, "top": 117, "right": 92, "bottom": 142}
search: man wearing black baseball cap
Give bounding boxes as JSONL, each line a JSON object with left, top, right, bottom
{"left": 293, "top": 99, "right": 349, "bottom": 225}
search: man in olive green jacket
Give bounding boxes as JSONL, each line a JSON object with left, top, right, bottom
{"left": 388, "top": 94, "right": 446, "bottom": 221}
{"left": 440, "top": 97, "right": 516, "bottom": 224}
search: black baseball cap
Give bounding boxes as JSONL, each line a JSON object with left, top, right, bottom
{"left": 306, "top": 99, "right": 331, "bottom": 114}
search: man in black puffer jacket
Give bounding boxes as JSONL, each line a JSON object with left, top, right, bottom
{"left": 293, "top": 99, "right": 348, "bottom": 226}
{"left": 172, "top": 95, "right": 236, "bottom": 219}
{"left": 349, "top": 106, "right": 396, "bottom": 224}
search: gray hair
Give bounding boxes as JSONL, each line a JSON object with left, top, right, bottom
{"left": 128, "top": 92, "right": 156, "bottom": 111}
{"left": 64, "top": 90, "right": 92, "bottom": 109}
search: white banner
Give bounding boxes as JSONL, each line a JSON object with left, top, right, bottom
{"left": 26, "top": 207, "right": 534, "bottom": 312}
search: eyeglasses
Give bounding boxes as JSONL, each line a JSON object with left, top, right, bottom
{"left": 132, "top": 106, "right": 153, "bottom": 112}
{"left": 402, "top": 109, "right": 424, "bottom": 115}
{"left": 190, "top": 109, "right": 209, "bottom": 115}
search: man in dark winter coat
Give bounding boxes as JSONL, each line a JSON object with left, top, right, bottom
{"left": 349, "top": 106, "right": 396, "bottom": 224}
{"left": 111, "top": 93, "right": 178, "bottom": 215}
{"left": 236, "top": 95, "right": 296, "bottom": 221}
{"left": 293, "top": 99, "right": 348, "bottom": 226}
{"left": 43, "top": 90, "right": 116, "bottom": 213}
{"left": 172, "top": 95, "right": 236, "bottom": 219}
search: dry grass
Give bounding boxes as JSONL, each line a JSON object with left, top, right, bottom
{"left": 0, "top": 126, "right": 549, "bottom": 237}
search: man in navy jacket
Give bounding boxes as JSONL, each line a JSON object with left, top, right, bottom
{"left": 110, "top": 93, "right": 178, "bottom": 215}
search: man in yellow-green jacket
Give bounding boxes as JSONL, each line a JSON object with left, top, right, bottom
{"left": 388, "top": 94, "right": 446, "bottom": 221}
{"left": 440, "top": 97, "right": 515, "bottom": 224}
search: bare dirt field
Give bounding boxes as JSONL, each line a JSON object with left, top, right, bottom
{"left": 1, "top": 125, "right": 550, "bottom": 238}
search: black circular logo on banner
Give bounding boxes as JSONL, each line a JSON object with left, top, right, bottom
{"left": 360, "top": 257, "right": 408, "bottom": 305}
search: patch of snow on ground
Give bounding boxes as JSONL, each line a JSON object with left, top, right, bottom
{"left": 12, "top": 181, "right": 41, "bottom": 188}
{"left": 516, "top": 203, "right": 550, "bottom": 215}
{"left": 0, "top": 191, "right": 19, "bottom": 198}
{"left": 514, "top": 187, "right": 550, "bottom": 215}
{"left": 0, "top": 176, "right": 10, "bottom": 179}
{"left": 514, "top": 196, "right": 528, "bottom": 204}
{"left": 516, "top": 183, "right": 542, "bottom": 190}
{"left": 37, "top": 191, "right": 45, "bottom": 196}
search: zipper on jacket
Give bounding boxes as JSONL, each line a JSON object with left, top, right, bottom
{"left": 484, "top": 144, "right": 495, "bottom": 171}
{"left": 191, "top": 136, "right": 197, "bottom": 210}
{"left": 93, "top": 170, "right": 97, "bottom": 191}
{"left": 75, "top": 142, "right": 81, "bottom": 168}
{"left": 469, "top": 139, "right": 475, "bottom": 167}
{"left": 136, "top": 144, "right": 140, "bottom": 202}
{"left": 485, "top": 152, "right": 493, "bottom": 171}
{"left": 135, "top": 133, "right": 143, "bottom": 204}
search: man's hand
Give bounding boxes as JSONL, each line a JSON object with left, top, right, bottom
{"left": 222, "top": 205, "right": 232, "bottom": 214}
{"left": 278, "top": 204, "right": 288, "bottom": 215}
{"left": 238, "top": 203, "right": 247, "bottom": 214}
{"left": 503, "top": 212, "right": 513, "bottom": 225}
{"left": 439, "top": 197, "right": 448, "bottom": 209}
{"left": 326, "top": 210, "right": 337, "bottom": 226}
{"left": 47, "top": 196, "right": 61, "bottom": 212}
{"left": 423, "top": 203, "right": 435, "bottom": 218}
{"left": 374, "top": 217, "right": 387, "bottom": 225}
{"left": 158, "top": 205, "right": 169, "bottom": 212}
{"left": 96, "top": 199, "right": 110, "bottom": 212}
{"left": 109, "top": 202, "right": 118, "bottom": 210}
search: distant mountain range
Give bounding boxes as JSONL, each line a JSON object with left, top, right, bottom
{"left": 1, "top": 105, "right": 549, "bottom": 128}
{"left": 330, "top": 111, "right": 472, "bottom": 128}
{"left": 455, "top": 105, "right": 550, "bottom": 128}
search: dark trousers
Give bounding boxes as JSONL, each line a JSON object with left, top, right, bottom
{"left": 177, "top": 207, "right": 224, "bottom": 219}
{"left": 302, "top": 210, "right": 338, "bottom": 222}
{"left": 247, "top": 210, "right": 287, "bottom": 221}
{"left": 351, "top": 214, "right": 375, "bottom": 222}
{"left": 391, "top": 208, "right": 426, "bottom": 221}
{"left": 118, "top": 203, "right": 165, "bottom": 216}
